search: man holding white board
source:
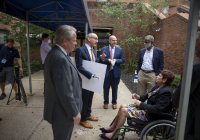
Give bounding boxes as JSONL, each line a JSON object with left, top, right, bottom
{"left": 75, "top": 33, "right": 106, "bottom": 129}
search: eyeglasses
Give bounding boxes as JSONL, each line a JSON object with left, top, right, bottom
{"left": 90, "top": 37, "right": 98, "bottom": 40}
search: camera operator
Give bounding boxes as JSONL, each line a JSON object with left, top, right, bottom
{"left": 0, "top": 38, "right": 23, "bottom": 100}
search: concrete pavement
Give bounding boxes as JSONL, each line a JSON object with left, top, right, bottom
{"left": 0, "top": 70, "right": 139, "bottom": 140}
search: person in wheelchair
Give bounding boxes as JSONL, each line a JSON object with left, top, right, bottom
{"left": 100, "top": 70, "right": 175, "bottom": 140}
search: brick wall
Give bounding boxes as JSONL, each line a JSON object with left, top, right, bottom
{"left": 88, "top": 1, "right": 199, "bottom": 75}
{"left": 152, "top": 14, "right": 199, "bottom": 75}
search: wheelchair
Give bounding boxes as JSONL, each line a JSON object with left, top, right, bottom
{"left": 109, "top": 108, "right": 177, "bottom": 140}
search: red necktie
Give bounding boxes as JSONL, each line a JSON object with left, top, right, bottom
{"left": 110, "top": 47, "right": 112, "bottom": 71}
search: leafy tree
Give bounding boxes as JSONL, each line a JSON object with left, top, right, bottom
{"left": 0, "top": 12, "right": 53, "bottom": 68}
{"left": 96, "top": 0, "right": 170, "bottom": 66}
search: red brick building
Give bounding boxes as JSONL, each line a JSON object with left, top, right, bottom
{"left": 87, "top": 0, "right": 199, "bottom": 75}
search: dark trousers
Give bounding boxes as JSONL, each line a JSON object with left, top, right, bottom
{"left": 52, "top": 123, "right": 74, "bottom": 140}
{"left": 81, "top": 89, "right": 94, "bottom": 122}
{"left": 42, "top": 64, "right": 45, "bottom": 94}
{"left": 103, "top": 70, "right": 120, "bottom": 105}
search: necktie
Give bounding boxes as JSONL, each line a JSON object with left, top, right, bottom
{"left": 91, "top": 49, "right": 95, "bottom": 62}
{"left": 110, "top": 47, "right": 113, "bottom": 71}
{"left": 67, "top": 54, "right": 71, "bottom": 61}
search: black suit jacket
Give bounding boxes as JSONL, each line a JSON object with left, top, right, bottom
{"left": 173, "top": 59, "right": 200, "bottom": 138}
{"left": 139, "top": 84, "right": 173, "bottom": 120}
{"left": 75, "top": 45, "right": 99, "bottom": 79}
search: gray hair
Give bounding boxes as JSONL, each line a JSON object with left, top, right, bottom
{"left": 55, "top": 25, "right": 76, "bottom": 44}
{"left": 145, "top": 35, "right": 154, "bottom": 42}
{"left": 86, "top": 33, "right": 97, "bottom": 42}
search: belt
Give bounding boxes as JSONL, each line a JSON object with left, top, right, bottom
{"left": 141, "top": 69, "right": 154, "bottom": 73}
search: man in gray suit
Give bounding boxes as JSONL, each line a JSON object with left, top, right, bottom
{"left": 43, "top": 25, "right": 82, "bottom": 140}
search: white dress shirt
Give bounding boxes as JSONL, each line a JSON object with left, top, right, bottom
{"left": 85, "top": 43, "right": 95, "bottom": 62}
{"left": 141, "top": 46, "right": 154, "bottom": 71}
{"left": 56, "top": 44, "right": 68, "bottom": 56}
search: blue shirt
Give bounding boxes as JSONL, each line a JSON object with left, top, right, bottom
{"left": 0, "top": 45, "right": 20, "bottom": 67}
{"left": 40, "top": 41, "right": 52, "bottom": 64}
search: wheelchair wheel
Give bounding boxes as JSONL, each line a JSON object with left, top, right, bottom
{"left": 139, "top": 120, "right": 175, "bottom": 140}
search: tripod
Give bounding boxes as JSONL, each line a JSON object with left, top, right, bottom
{"left": 6, "top": 66, "right": 27, "bottom": 106}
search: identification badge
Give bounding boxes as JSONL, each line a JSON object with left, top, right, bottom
{"left": 1, "top": 58, "right": 7, "bottom": 64}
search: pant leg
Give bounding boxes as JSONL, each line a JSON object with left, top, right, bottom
{"left": 86, "top": 91, "right": 94, "bottom": 117}
{"left": 137, "top": 70, "right": 147, "bottom": 95}
{"left": 81, "top": 89, "right": 90, "bottom": 122}
{"left": 52, "top": 123, "right": 74, "bottom": 140}
{"left": 103, "top": 74, "right": 111, "bottom": 104}
{"left": 111, "top": 71, "right": 120, "bottom": 104}
{"left": 146, "top": 72, "right": 156, "bottom": 92}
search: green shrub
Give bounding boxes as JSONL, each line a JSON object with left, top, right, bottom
{"left": 120, "top": 63, "right": 137, "bottom": 74}
{"left": 171, "top": 74, "right": 181, "bottom": 90}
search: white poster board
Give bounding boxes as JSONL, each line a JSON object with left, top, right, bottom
{"left": 70, "top": 57, "right": 107, "bottom": 94}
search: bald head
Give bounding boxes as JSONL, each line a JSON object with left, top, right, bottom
{"left": 109, "top": 35, "right": 117, "bottom": 47}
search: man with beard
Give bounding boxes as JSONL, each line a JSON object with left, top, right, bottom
{"left": 99, "top": 35, "right": 125, "bottom": 110}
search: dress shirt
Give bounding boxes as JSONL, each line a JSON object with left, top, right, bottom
{"left": 85, "top": 43, "right": 95, "bottom": 62}
{"left": 56, "top": 44, "right": 68, "bottom": 56}
{"left": 40, "top": 41, "right": 52, "bottom": 64}
{"left": 141, "top": 46, "right": 154, "bottom": 71}
{"left": 109, "top": 45, "right": 115, "bottom": 70}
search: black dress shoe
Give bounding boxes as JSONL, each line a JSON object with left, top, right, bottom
{"left": 100, "top": 127, "right": 110, "bottom": 133}
{"left": 100, "top": 133, "right": 118, "bottom": 140}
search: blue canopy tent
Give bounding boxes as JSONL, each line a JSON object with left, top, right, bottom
{"left": 0, "top": 0, "right": 93, "bottom": 95}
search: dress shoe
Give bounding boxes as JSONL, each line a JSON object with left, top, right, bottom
{"left": 100, "top": 133, "right": 118, "bottom": 140}
{"left": 112, "top": 104, "right": 117, "bottom": 109}
{"left": 80, "top": 121, "right": 93, "bottom": 129}
{"left": 87, "top": 116, "right": 98, "bottom": 121}
{"left": 104, "top": 104, "right": 108, "bottom": 109}
{"left": 100, "top": 127, "right": 110, "bottom": 133}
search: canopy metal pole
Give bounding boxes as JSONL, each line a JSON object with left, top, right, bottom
{"left": 26, "top": 10, "right": 32, "bottom": 95}
{"left": 175, "top": 0, "right": 200, "bottom": 139}
{"left": 85, "top": 22, "right": 88, "bottom": 42}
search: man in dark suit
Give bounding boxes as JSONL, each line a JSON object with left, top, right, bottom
{"left": 75, "top": 33, "right": 106, "bottom": 129}
{"left": 137, "top": 35, "right": 164, "bottom": 95}
{"left": 44, "top": 25, "right": 82, "bottom": 140}
{"left": 99, "top": 35, "right": 125, "bottom": 109}
{"left": 173, "top": 32, "right": 200, "bottom": 140}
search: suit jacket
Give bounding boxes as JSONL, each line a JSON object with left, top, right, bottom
{"left": 99, "top": 46, "right": 125, "bottom": 78}
{"left": 137, "top": 46, "right": 164, "bottom": 76}
{"left": 139, "top": 84, "right": 173, "bottom": 121}
{"left": 173, "top": 59, "right": 200, "bottom": 138}
{"left": 43, "top": 45, "right": 82, "bottom": 124}
{"left": 75, "top": 44, "right": 99, "bottom": 79}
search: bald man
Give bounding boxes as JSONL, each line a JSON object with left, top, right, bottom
{"left": 99, "top": 35, "right": 125, "bottom": 109}
{"left": 75, "top": 33, "right": 106, "bottom": 129}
